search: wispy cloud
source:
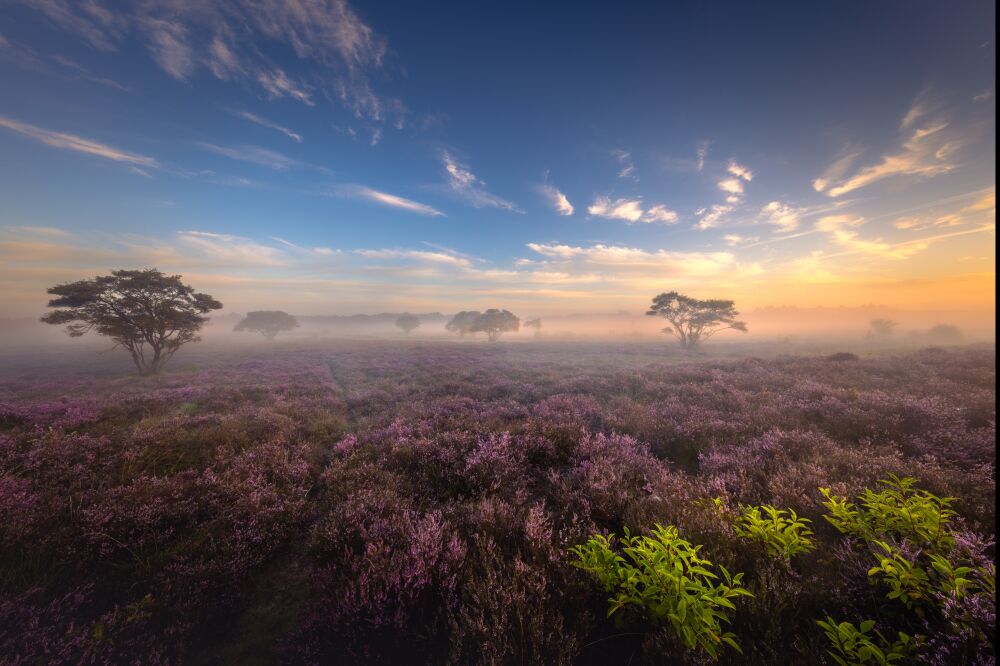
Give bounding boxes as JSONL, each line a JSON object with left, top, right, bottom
{"left": 51, "top": 55, "right": 130, "bottom": 90}
{"left": 815, "top": 215, "right": 927, "bottom": 259}
{"left": 696, "top": 141, "right": 710, "bottom": 171}
{"left": 611, "top": 149, "right": 638, "bottom": 181}
{"left": 727, "top": 161, "right": 753, "bottom": 181}
{"left": 198, "top": 142, "right": 327, "bottom": 172}
{"left": 818, "top": 103, "right": 960, "bottom": 197}
{"left": 337, "top": 185, "right": 444, "bottom": 216}
{"left": 230, "top": 109, "right": 302, "bottom": 142}
{"left": 176, "top": 230, "right": 287, "bottom": 266}
{"left": 587, "top": 197, "right": 678, "bottom": 224}
{"left": 18, "top": 0, "right": 392, "bottom": 120}
{"left": 812, "top": 151, "right": 860, "bottom": 193}
{"left": 539, "top": 184, "right": 574, "bottom": 216}
{"left": 440, "top": 150, "right": 522, "bottom": 212}
{"left": 0, "top": 116, "right": 158, "bottom": 168}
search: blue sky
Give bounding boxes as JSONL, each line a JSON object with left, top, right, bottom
{"left": 0, "top": 0, "right": 995, "bottom": 316}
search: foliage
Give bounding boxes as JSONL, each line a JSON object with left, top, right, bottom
{"left": 820, "top": 475, "right": 957, "bottom": 553}
{"left": 869, "top": 319, "right": 898, "bottom": 337}
{"left": 469, "top": 308, "right": 519, "bottom": 341}
{"left": 570, "top": 524, "right": 753, "bottom": 659}
{"left": 445, "top": 310, "right": 481, "bottom": 336}
{"left": 816, "top": 617, "right": 916, "bottom": 666}
{"left": 233, "top": 310, "right": 299, "bottom": 340}
{"left": 716, "top": 500, "right": 816, "bottom": 559}
{"left": 40, "top": 269, "right": 222, "bottom": 375}
{"left": 646, "top": 291, "right": 748, "bottom": 348}
{"left": 395, "top": 313, "right": 421, "bottom": 333}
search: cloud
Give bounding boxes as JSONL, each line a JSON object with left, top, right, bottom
{"left": 973, "top": 89, "right": 992, "bottom": 103}
{"left": 0, "top": 116, "right": 158, "bottom": 167}
{"left": 440, "top": 151, "right": 522, "bottom": 212}
{"left": 230, "top": 110, "right": 302, "bottom": 142}
{"left": 695, "top": 204, "right": 734, "bottom": 230}
{"left": 696, "top": 141, "right": 710, "bottom": 171}
{"left": 611, "top": 149, "right": 637, "bottom": 181}
{"left": 355, "top": 248, "right": 473, "bottom": 269}
{"left": 51, "top": 55, "right": 130, "bottom": 90}
{"left": 337, "top": 185, "right": 444, "bottom": 216}
{"left": 717, "top": 178, "right": 744, "bottom": 195}
{"left": 893, "top": 190, "right": 996, "bottom": 230}
{"left": 820, "top": 104, "right": 960, "bottom": 197}
{"left": 727, "top": 161, "right": 753, "bottom": 181}
{"left": 525, "top": 242, "right": 756, "bottom": 280}
{"left": 539, "top": 184, "right": 574, "bottom": 216}
{"left": 812, "top": 151, "right": 860, "bottom": 192}
{"left": 759, "top": 201, "right": 804, "bottom": 232}
{"left": 176, "top": 230, "right": 288, "bottom": 265}
{"left": 587, "top": 197, "right": 678, "bottom": 224}
{"left": 588, "top": 197, "right": 643, "bottom": 222}
{"left": 257, "top": 68, "right": 314, "bottom": 105}
{"left": 18, "top": 0, "right": 390, "bottom": 119}
{"left": 198, "top": 142, "right": 323, "bottom": 172}
{"left": 642, "top": 205, "right": 679, "bottom": 224}
{"left": 815, "top": 215, "right": 926, "bottom": 259}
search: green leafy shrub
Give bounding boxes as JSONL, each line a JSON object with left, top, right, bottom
{"left": 820, "top": 475, "right": 957, "bottom": 552}
{"left": 816, "top": 617, "right": 916, "bottom": 666}
{"left": 569, "top": 524, "right": 753, "bottom": 660}
{"left": 715, "top": 499, "right": 816, "bottom": 559}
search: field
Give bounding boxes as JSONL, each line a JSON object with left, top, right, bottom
{"left": 0, "top": 340, "right": 995, "bottom": 665}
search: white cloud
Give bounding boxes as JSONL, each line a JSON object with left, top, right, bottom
{"left": 0, "top": 116, "right": 158, "bottom": 167}
{"left": 440, "top": 151, "right": 522, "bottom": 212}
{"left": 696, "top": 204, "right": 733, "bottom": 230}
{"left": 539, "top": 184, "right": 574, "bottom": 216}
{"left": 642, "top": 204, "right": 679, "bottom": 224}
{"left": 696, "top": 141, "right": 710, "bottom": 171}
{"left": 759, "top": 201, "right": 804, "bottom": 232}
{"left": 727, "top": 161, "right": 753, "bottom": 181}
{"left": 140, "top": 18, "right": 195, "bottom": 80}
{"left": 814, "top": 215, "right": 926, "bottom": 259}
{"left": 973, "top": 89, "right": 992, "bottom": 103}
{"left": 339, "top": 185, "right": 444, "bottom": 216}
{"left": 717, "top": 178, "right": 744, "bottom": 195}
{"left": 230, "top": 110, "right": 302, "bottom": 142}
{"left": 587, "top": 197, "right": 678, "bottom": 224}
{"left": 588, "top": 197, "right": 644, "bottom": 222}
{"left": 257, "top": 68, "right": 314, "bottom": 105}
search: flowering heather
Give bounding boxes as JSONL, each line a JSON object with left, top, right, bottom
{"left": 0, "top": 342, "right": 994, "bottom": 664}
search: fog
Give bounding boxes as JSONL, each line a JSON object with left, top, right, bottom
{"left": 0, "top": 302, "right": 993, "bottom": 378}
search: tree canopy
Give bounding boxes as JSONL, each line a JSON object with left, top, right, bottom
{"left": 41, "top": 269, "right": 222, "bottom": 375}
{"left": 869, "top": 318, "right": 898, "bottom": 337}
{"left": 234, "top": 310, "right": 299, "bottom": 341}
{"left": 396, "top": 313, "right": 421, "bottom": 333}
{"left": 470, "top": 309, "right": 520, "bottom": 342}
{"left": 445, "top": 310, "right": 481, "bottom": 336}
{"left": 646, "top": 291, "right": 747, "bottom": 348}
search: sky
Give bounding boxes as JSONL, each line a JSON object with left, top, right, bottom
{"left": 0, "top": 0, "right": 995, "bottom": 320}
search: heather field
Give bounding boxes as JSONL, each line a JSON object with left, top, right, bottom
{"left": 0, "top": 341, "right": 994, "bottom": 665}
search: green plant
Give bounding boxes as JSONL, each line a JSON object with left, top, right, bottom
{"left": 867, "top": 541, "right": 931, "bottom": 610}
{"left": 816, "top": 617, "right": 916, "bottom": 666}
{"left": 569, "top": 524, "right": 753, "bottom": 660}
{"left": 717, "top": 500, "right": 816, "bottom": 559}
{"left": 820, "top": 475, "right": 957, "bottom": 553}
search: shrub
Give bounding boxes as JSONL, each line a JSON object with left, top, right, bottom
{"left": 816, "top": 617, "right": 916, "bottom": 666}
{"left": 718, "top": 500, "right": 817, "bottom": 560}
{"left": 569, "top": 524, "right": 753, "bottom": 660}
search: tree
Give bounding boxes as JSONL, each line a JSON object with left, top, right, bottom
{"left": 41, "top": 269, "right": 222, "bottom": 375}
{"left": 470, "top": 309, "right": 519, "bottom": 342}
{"left": 396, "top": 313, "right": 421, "bottom": 334}
{"left": 646, "top": 291, "right": 747, "bottom": 349}
{"left": 234, "top": 310, "right": 299, "bottom": 341}
{"left": 524, "top": 318, "right": 543, "bottom": 338}
{"left": 869, "top": 318, "right": 898, "bottom": 337}
{"left": 445, "top": 310, "right": 481, "bottom": 336}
